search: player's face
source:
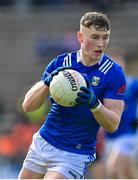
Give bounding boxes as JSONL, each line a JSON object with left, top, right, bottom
{"left": 77, "top": 25, "right": 110, "bottom": 61}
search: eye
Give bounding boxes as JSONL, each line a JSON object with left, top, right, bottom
{"left": 90, "top": 35, "right": 99, "bottom": 39}
{"left": 103, "top": 36, "right": 109, "bottom": 40}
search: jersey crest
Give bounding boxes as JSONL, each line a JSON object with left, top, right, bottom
{"left": 91, "top": 76, "right": 100, "bottom": 86}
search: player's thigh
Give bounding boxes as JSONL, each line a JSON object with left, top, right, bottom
{"left": 115, "top": 153, "right": 133, "bottom": 169}
{"left": 44, "top": 170, "right": 68, "bottom": 179}
{"left": 106, "top": 149, "right": 131, "bottom": 172}
{"left": 18, "top": 167, "right": 45, "bottom": 179}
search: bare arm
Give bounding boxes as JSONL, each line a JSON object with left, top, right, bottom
{"left": 91, "top": 99, "right": 124, "bottom": 133}
{"left": 22, "top": 81, "right": 49, "bottom": 112}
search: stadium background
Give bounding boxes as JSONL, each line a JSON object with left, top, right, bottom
{"left": 0, "top": 0, "right": 138, "bottom": 178}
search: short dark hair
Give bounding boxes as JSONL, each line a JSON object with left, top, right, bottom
{"left": 80, "top": 11, "right": 111, "bottom": 31}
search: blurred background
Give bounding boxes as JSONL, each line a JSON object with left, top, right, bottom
{"left": 0, "top": 0, "right": 138, "bottom": 178}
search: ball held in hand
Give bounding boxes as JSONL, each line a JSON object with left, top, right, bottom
{"left": 49, "top": 69, "right": 87, "bottom": 107}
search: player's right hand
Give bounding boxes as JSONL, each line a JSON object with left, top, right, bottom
{"left": 43, "top": 66, "right": 71, "bottom": 87}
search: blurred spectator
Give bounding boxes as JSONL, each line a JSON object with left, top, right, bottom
{"left": 104, "top": 48, "right": 138, "bottom": 178}
{"left": 0, "top": 113, "right": 40, "bottom": 178}
{"left": 0, "top": 90, "right": 51, "bottom": 178}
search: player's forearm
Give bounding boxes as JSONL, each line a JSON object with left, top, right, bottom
{"left": 92, "top": 103, "right": 123, "bottom": 133}
{"left": 22, "top": 81, "right": 49, "bottom": 112}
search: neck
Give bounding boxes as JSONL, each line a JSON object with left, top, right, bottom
{"left": 79, "top": 50, "right": 99, "bottom": 66}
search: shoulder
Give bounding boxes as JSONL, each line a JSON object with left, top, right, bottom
{"left": 100, "top": 54, "right": 126, "bottom": 99}
{"left": 100, "top": 54, "right": 126, "bottom": 81}
{"left": 49, "top": 51, "right": 77, "bottom": 68}
{"left": 99, "top": 54, "right": 126, "bottom": 97}
{"left": 100, "top": 54, "right": 122, "bottom": 71}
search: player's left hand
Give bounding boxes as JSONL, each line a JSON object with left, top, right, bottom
{"left": 44, "top": 66, "right": 71, "bottom": 87}
{"left": 76, "top": 79, "right": 99, "bottom": 109}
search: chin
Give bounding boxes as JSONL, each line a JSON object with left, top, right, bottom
{"left": 93, "top": 55, "right": 100, "bottom": 61}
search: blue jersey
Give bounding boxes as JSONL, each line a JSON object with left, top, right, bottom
{"left": 106, "top": 76, "right": 138, "bottom": 139}
{"left": 39, "top": 51, "right": 126, "bottom": 155}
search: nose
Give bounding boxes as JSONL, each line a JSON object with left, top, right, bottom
{"left": 97, "top": 38, "right": 104, "bottom": 48}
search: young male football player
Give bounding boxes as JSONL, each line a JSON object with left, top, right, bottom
{"left": 18, "top": 11, "right": 126, "bottom": 179}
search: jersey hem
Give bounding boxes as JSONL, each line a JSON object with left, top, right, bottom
{"left": 39, "top": 131, "right": 96, "bottom": 156}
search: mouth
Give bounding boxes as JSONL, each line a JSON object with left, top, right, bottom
{"left": 94, "top": 50, "right": 102, "bottom": 56}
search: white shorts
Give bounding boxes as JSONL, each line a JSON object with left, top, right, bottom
{"left": 22, "top": 132, "right": 96, "bottom": 179}
{"left": 104, "top": 134, "right": 136, "bottom": 158}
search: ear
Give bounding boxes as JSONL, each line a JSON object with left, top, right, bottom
{"left": 77, "top": 31, "right": 83, "bottom": 43}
